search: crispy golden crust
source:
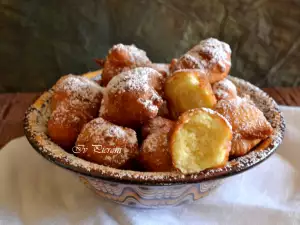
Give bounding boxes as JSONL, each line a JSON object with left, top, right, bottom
{"left": 47, "top": 100, "right": 94, "bottom": 150}
{"left": 215, "top": 97, "right": 273, "bottom": 139}
{"left": 164, "top": 69, "right": 216, "bottom": 119}
{"left": 231, "top": 135, "right": 261, "bottom": 157}
{"left": 141, "top": 116, "right": 175, "bottom": 139}
{"left": 75, "top": 118, "right": 139, "bottom": 169}
{"left": 212, "top": 78, "right": 238, "bottom": 101}
{"left": 170, "top": 38, "right": 231, "bottom": 84}
{"left": 51, "top": 75, "right": 103, "bottom": 111}
{"left": 100, "top": 67, "right": 164, "bottom": 128}
{"left": 139, "top": 132, "right": 173, "bottom": 172}
{"left": 100, "top": 44, "right": 152, "bottom": 86}
{"left": 215, "top": 97, "right": 273, "bottom": 157}
{"left": 49, "top": 75, "right": 103, "bottom": 150}
{"left": 170, "top": 108, "right": 232, "bottom": 174}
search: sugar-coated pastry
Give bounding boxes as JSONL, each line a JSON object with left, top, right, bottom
{"left": 170, "top": 38, "right": 231, "bottom": 83}
{"left": 231, "top": 134, "right": 261, "bottom": 157}
{"left": 212, "top": 78, "right": 237, "bottom": 101}
{"left": 215, "top": 97, "right": 273, "bottom": 157}
{"left": 49, "top": 75, "right": 103, "bottom": 150}
{"left": 75, "top": 118, "right": 139, "bottom": 169}
{"left": 164, "top": 69, "right": 217, "bottom": 119}
{"left": 141, "top": 116, "right": 175, "bottom": 139}
{"left": 170, "top": 108, "right": 232, "bottom": 174}
{"left": 51, "top": 74, "right": 103, "bottom": 111}
{"left": 99, "top": 44, "right": 152, "bottom": 86}
{"left": 48, "top": 99, "right": 95, "bottom": 150}
{"left": 215, "top": 97, "right": 273, "bottom": 139}
{"left": 100, "top": 67, "right": 164, "bottom": 128}
{"left": 139, "top": 132, "right": 173, "bottom": 172}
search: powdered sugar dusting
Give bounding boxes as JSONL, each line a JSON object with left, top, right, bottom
{"left": 55, "top": 75, "right": 102, "bottom": 98}
{"left": 138, "top": 98, "right": 158, "bottom": 113}
{"left": 105, "top": 67, "right": 163, "bottom": 114}
{"left": 213, "top": 78, "right": 237, "bottom": 100}
{"left": 79, "top": 118, "right": 137, "bottom": 146}
{"left": 171, "top": 38, "right": 231, "bottom": 76}
{"left": 140, "top": 132, "right": 173, "bottom": 172}
{"left": 215, "top": 95, "right": 273, "bottom": 140}
{"left": 180, "top": 54, "right": 205, "bottom": 69}
{"left": 190, "top": 38, "right": 231, "bottom": 72}
{"left": 111, "top": 44, "right": 150, "bottom": 65}
{"left": 142, "top": 116, "right": 174, "bottom": 138}
{"left": 101, "top": 44, "right": 152, "bottom": 86}
{"left": 50, "top": 104, "right": 81, "bottom": 125}
{"left": 108, "top": 67, "right": 156, "bottom": 94}
{"left": 142, "top": 133, "right": 159, "bottom": 153}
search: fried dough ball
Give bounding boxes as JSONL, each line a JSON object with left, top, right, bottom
{"left": 215, "top": 97, "right": 273, "bottom": 157}
{"left": 75, "top": 118, "right": 139, "bottom": 169}
{"left": 139, "top": 132, "right": 173, "bottom": 172}
{"left": 212, "top": 78, "right": 237, "bottom": 101}
{"left": 48, "top": 99, "right": 95, "bottom": 150}
{"left": 164, "top": 69, "right": 216, "bottom": 119}
{"left": 51, "top": 74, "right": 103, "bottom": 111}
{"left": 170, "top": 38, "right": 231, "bottom": 84}
{"left": 170, "top": 108, "right": 232, "bottom": 174}
{"left": 100, "top": 67, "right": 164, "bottom": 128}
{"left": 141, "top": 116, "right": 175, "bottom": 139}
{"left": 99, "top": 44, "right": 152, "bottom": 86}
{"left": 49, "top": 75, "right": 102, "bottom": 150}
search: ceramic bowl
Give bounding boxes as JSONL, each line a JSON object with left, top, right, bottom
{"left": 24, "top": 70, "right": 285, "bottom": 208}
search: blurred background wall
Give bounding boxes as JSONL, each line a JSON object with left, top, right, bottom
{"left": 0, "top": 0, "right": 300, "bottom": 92}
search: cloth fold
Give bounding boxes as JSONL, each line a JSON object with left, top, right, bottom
{"left": 0, "top": 106, "right": 299, "bottom": 225}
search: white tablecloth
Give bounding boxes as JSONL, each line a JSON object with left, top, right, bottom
{"left": 0, "top": 106, "right": 299, "bottom": 225}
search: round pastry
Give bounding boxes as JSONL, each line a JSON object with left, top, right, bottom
{"left": 215, "top": 97, "right": 273, "bottom": 157}
{"left": 164, "top": 69, "right": 217, "bottom": 119}
{"left": 141, "top": 116, "right": 174, "bottom": 139}
{"left": 75, "top": 117, "right": 139, "bottom": 169}
{"left": 170, "top": 108, "right": 232, "bottom": 174}
{"left": 170, "top": 38, "right": 231, "bottom": 84}
{"left": 100, "top": 67, "right": 164, "bottom": 128}
{"left": 139, "top": 132, "right": 173, "bottom": 172}
{"left": 212, "top": 78, "right": 237, "bottom": 101}
{"left": 48, "top": 99, "right": 95, "bottom": 150}
{"left": 51, "top": 74, "right": 103, "bottom": 111}
{"left": 99, "top": 44, "right": 152, "bottom": 86}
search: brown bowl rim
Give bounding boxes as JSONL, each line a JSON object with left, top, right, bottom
{"left": 24, "top": 71, "right": 285, "bottom": 186}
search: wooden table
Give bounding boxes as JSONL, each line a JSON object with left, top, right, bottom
{"left": 0, "top": 88, "right": 300, "bottom": 148}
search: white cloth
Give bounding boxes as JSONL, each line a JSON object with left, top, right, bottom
{"left": 0, "top": 106, "right": 300, "bottom": 225}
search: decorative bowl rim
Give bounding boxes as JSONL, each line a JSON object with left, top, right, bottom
{"left": 24, "top": 70, "right": 285, "bottom": 186}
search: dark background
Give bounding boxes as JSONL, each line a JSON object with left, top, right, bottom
{"left": 1, "top": 0, "right": 300, "bottom": 92}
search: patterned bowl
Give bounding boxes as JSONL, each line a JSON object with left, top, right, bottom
{"left": 24, "top": 70, "right": 285, "bottom": 208}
